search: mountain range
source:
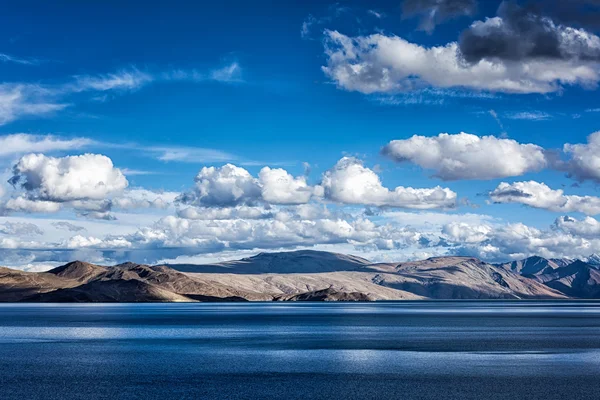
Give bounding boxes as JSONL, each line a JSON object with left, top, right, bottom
{"left": 2, "top": 250, "right": 600, "bottom": 302}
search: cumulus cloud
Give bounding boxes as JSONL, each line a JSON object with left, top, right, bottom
{"left": 178, "top": 164, "right": 317, "bottom": 207}
{"left": 563, "top": 131, "right": 600, "bottom": 182}
{"left": 442, "top": 222, "right": 492, "bottom": 244}
{"left": 111, "top": 188, "right": 178, "bottom": 210}
{"left": 259, "top": 167, "right": 314, "bottom": 205}
{"left": 2, "top": 196, "right": 61, "bottom": 213}
{"left": 382, "top": 132, "right": 547, "bottom": 180}
{"left": 9, "top": 153, "right": 128, "bottom": 202}
{"left": 490, "top": 181, "right": 600, "bottom": 215}
{"left": 402, "top": 0, "right": 477, "bottom": 33}
{"left": 124, "top": 213, "right": 426, "bottom": 254}
{"left": 442, "top": 220, "right": 599, "bottom": 262}
{"left": 553, "top": 215, "right": 600, "bottom": 238}
{"left": 322, "top": 28, "right": 600, "bottom": 94}
{"left": 179, "top": 164, "right": 262, "bottom": 207}
{"left": 320, "top": 157, "right": 457, "bottom": 209}
{"left": 177, "top": 206, "right": 273, "bottom": 220}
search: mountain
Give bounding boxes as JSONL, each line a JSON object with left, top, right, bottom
{"left": 25, "top": 279, "right": 194, "bottom": 302}
{"left": 168, "top": 249, "right": 372, "bottom": 274}
{"left": 0, "top": 251, "right": 575, "bottom": 302}
{"left": 2, "top": 262, "right": 270, "bottom": 302}
{"left": 364, "top": 256, "right": 563, "bottom": 299}
{"left": 583, "top": 254, "right": 600, "bottom": 267}
{"left": 0, "top": 267, "right": 80, "bottom": 302}
{"left": 496, "top": 256, "right": 574, "bottom": 276}
{"left": 532, "top": 260, "right": 600, "bottom": 298}
{"left": 174, "top": 252, "right": 564, "bottom": 300}
{"left": 49, "top": 261, "right": 108, "bottom": 282}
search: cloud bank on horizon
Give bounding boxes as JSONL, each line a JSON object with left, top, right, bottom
{"left": 1, "top": 0, "right": 600, "bottom": 270}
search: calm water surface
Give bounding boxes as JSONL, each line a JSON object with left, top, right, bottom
{"left": 1, "top": 302, "right": 600, "bottom": 399}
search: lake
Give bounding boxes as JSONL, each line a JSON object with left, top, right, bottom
{"left": 1, "top": 302, "right": 600, "bottom": 399}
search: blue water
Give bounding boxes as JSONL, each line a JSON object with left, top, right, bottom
{"left": 1, "top": 302, "right": 600, "bottom": 399}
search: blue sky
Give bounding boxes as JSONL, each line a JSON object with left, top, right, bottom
{"left": 1, "top": 0, "right": 600, "bottom": 269}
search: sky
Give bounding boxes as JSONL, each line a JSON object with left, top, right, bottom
{"left": 2, "top": 0, "right": 600, "bottom": 270}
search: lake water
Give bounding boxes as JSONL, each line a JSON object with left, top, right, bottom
{"left": 1, "top": 302, "right": 600, "bottom": 399}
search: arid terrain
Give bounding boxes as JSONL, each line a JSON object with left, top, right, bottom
{"left": 4, "top": 249, "right": 600, "bottom": 302}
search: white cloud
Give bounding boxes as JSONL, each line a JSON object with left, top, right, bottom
{"left": 9, "top": 153, "right": 128, "bottom": 202}
{"left": 164, "top": 62, "right": 243, "bottom": 84}
{"left": 367, "top": 10, "right": 383, "bottom": 19}
{"left": 442, "top": 222, "right": 492, "bottom": 244}
{"left": 301, "top": 15, "right": 318, "bottom": 39}
{"left": 490, "top": 181, "right": 600, "bottom": 215}
{"left": 179, "top": 163, "right": 316, "bottom": 207}
{"left": 70, "top": 68, "right": 154, "bottom": 92}
{"left": 384, "top": 210, "right": 495, "bottom": 228}
{"left": 0, "top": 63, "right": 244, "bottom": 126}
{"left": 0, "top": 53, "right": 39, "bottom": 65}
{"left": 181, "top": 164, "right": 262, "bottom": 207}
{"left": 111, "top": 188, "right": 178, "bottom": 210}
{"left": 322, "top": 30, "right": 600, "bottom": 94}
{"left": 382, "top": 132, "right": 547, "bottom": 180}
{"left": 2, "top": 196, "right": 61, "bottom": 213}
{"left": 210, "top": 62, "right": 243, "bottom": 83}
{"left": 436, "top": 216, "right": 600, "bottom": 262}
{"left": 553, "top": 215, "right": 600, "bottom": 239}
{"left": 177, "top": 206, "right": 272, "bottom": 220}
{"left": 0, "top": 221, "right": 44, "bottom": 236}
{"left": 0, "top": 84, "right": 69, "bottom": 125}
{"left": 63, "top": 234, "right": 131, "bottom": 249}
{"left": 563, "top": 131, "right": 600, "bottom": 182}
{"left": 0, "top": 134, "right": 92, "bottom": 157}
{"left": 147, "top": 145, "right": 237, "bottom": 163}
{"left": 320, "top": 157, "right": 457, "bottom": 209}
{"left": 505, "top": 111, "right": 552, "bottom": 121}
{"left": 124, "top": 213, "right": 425, "bottom": 254}
{"left": 259, "top": 167, "right": 313, "bottom": 205}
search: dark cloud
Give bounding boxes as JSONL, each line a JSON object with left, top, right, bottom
{"left": 52, "top": 221, "right": 86, "bottom": 232}
{"left": 459, "top": 1, "right": 600, "bottom": 63}
{"left": 489, "top": 188, "right": 533, "bottom": 200}
{"left": 538, "top": 0, "right": 600, "bottom": 30}
{"left": 402, "top": 0, "right": 478, "bottom": 33}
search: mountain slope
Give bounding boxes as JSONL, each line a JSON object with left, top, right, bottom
{"left": 184, "top": 254, "right": 565, "bottom": 300}
{"left": 48, "top": 261, "right": 108, "bottom": 282}
{"left": 365, "top": 257, "right": 564, "bottom": 299}
{"left": 0, "top": 267, "right": 81, "bottom": 301}
{"left": 533, "top": 260, "right": 600, "bottom": 298}
{"left": 584, "top": 254, "right": 600, "bottom": 267}
{"left": 25, "top": 279, "right": 194, "bottom": 302}
{"left": 496, "top": 256, "right": 573, "bottom": 276}
{"left": 168, "top": 250, "right": 372, "bottom": 274}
